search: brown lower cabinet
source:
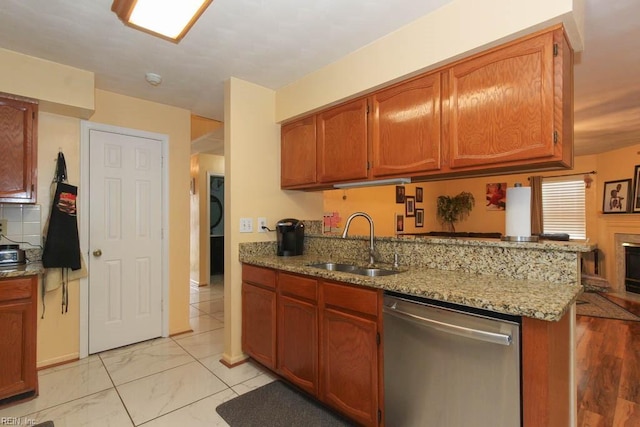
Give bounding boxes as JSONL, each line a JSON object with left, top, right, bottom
{"left": 0, "top": 275, "right": 38, "bottom": 405}
{"left": 242, "top": 265, "right": 383, "bottom": 426}
{"left": 241, "top": 265, "right": 277, "bottom": 370}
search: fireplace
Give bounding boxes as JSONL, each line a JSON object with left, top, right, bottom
{"left": 624, "top": 244, "right": 640, "bottom": 294}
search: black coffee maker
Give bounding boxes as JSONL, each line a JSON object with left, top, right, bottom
{"left": 276, "top": 218, "right": 304, "bottom": 256}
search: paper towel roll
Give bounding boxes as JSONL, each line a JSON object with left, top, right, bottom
{"left": 505, "top": 185, "right": 531, "bottom": 237}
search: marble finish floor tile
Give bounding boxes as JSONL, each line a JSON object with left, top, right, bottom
{"left": 189, "top": 289, "right": 223, "bottom": 304}
{"left": 99, "top": 337, "right": 173, "bottom": 360}
{"left": 190, "top": 305, "right": 204, "bottom": 318}
{"left": 23, "top": 388, "right": 132, "bottom": 427}
{"left": 117, "top": 361, "right": 227, "bottom": 425}
{"left": 174, "top": 328, "right": 225, "bottom": 359}
{"left": 1, "top": 358, "right": 113, "bottom": 418}
{"left": 101, "top": 340, "right": 195, "bottom": 385}
{"left": 142, "top": 389, "right": 236, "bottom": 427}
{"left": 178, "top": 314, "right": 224, "bottom": 338}
{"left": 194, "top": 299, "right": 224, "bottom": 315}
{"left": 199, "top": 354, "right": 265, "bottom": 387}
{"left": 231, "top": 371, "right": 278, "bottom": 396}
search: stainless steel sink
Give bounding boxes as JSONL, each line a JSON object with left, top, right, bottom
{"left": 307, "top": 262, "right": 400, "bottom": 277}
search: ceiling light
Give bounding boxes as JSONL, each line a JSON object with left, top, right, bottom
{"left": 111, "top": 0, "right": 213, "bottom": 43}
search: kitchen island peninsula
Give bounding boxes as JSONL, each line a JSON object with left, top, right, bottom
{"left": 240, "top": 233, "right": 593, "bottom": 427}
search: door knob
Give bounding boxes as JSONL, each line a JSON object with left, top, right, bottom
{"left": 93, "top": 249, "right": 103, "bottom": 257}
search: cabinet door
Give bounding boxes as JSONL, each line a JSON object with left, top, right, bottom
{"left": 317, "top": 98, "right": 368, "bottom": 183}
{"left": 277, "top": 295, "right": 318, "bottom": 396}
{"left": 446, "top": 31, "right": 556, "bottom": 169}
{"left": 370, "top": 73, "right": 441, "bottom": 177}
{"left": 0, "top": 277, "right": 37, "bottom": 401}
{"left": 321, "top": 307, "right": 379, "bottom": 426}
{"left": 281, "top": 116, "right": 317, "bottom": 188}
{"left": 0, "top": 97, "right": 38, "bottom": 203}
{"left": 242, "top": 282, "right": 277, "bottom": 369}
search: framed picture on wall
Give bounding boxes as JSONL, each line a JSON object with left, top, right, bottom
{"left": 395, "top": 186, "right": 405, "bottom": 204}
{"left": 603, "top": 179, "right": 632, "bottom": 213}
{"left": 416, "top": 187, "right": 423, "bottom": 203}
{"left": 405, "top": 196, "right": 416, "bottom": 217}
{"left": 395, "top": 213, "right": 404, "bottom": 232}
{"left": 633, "top": 166, "right": 640, "bottom": 213}
{"left": 415, "top": 209, "right": 424, "bottom": 227}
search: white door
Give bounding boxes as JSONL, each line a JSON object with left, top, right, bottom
{"left": 88, "top": 129, "right": 163, "bottom": 354}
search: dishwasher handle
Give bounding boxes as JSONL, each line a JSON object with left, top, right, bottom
{"left": 384, "top": 302, "right": 513, "bottom": 346}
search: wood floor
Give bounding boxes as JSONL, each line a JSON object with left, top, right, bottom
{"left": 576, "top": 293, "right": 640, "bottom": 427}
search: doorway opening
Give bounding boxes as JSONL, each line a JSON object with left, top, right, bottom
{"left": 209, "top": 174, "right": 224, "bottom": 281}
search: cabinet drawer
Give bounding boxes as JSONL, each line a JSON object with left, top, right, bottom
{"left": 279, "top": 273, "right": 318, "bottom": 302}
{"left": 242, "top": 264, "right": 276, "bottom": 289}
{"left": 0, "top": 278, "right": 33, "bottom": 302}
{"left": 322, "top": 281, "right": 379, "bottom": 317}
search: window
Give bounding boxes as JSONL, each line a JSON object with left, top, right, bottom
{"left": 542, "top": 177, "right": 586, "bottom": 239}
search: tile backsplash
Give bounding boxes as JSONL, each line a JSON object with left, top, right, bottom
{"left": 0, "top": 204, "right": 42, "bottom": 248}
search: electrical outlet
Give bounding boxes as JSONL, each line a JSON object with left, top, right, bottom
{"left": 239, "top": 217, "right": 253, "bottom": 233}
{"left": 0, "top": 219, "right": 7, "bottom": 236}
{"left": 257, "top": 217, "right": 267, "bottom": 233}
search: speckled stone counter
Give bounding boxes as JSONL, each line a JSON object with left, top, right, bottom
{"left": 0, "top": 262, "right": 44, "bottom": 279}
{"left": 0, "top": 248, "right": 44, "bottom": 279}
{"left": 240, "top": 234, "right": 595, "bottom": 321}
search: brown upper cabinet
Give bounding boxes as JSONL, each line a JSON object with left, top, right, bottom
{"left": 281, "top": 116, "right": 317, "bottom": 188}
{"left": 280, "top": 25, "right": 573, "bottom": 190}
{"left": 0, "top": 95, "right": 38, "bottom": 203}
{"left": 316, "top": 98, "right": 369, "bottom": 184}
{"left": 444, "top": 28, "right": 572, "bottom": 172}
{"left": 370, "top": 72, "right": 442, "bottom": 178}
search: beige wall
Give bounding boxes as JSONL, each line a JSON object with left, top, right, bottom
{"left": 276, "top": 0, "right": 584, "bottom": 122}
{"left": 223, "top": 77, "right": 323, "bottom": 363}
{"left": 189, "top": 153, "right": 225, "bottom": 285}
{"left": 0, "top": 47, "right": 94, "bottom": 118}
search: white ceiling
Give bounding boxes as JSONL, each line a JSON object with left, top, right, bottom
{"left": 0, "top": 0, "right": 638, "bottom": 156}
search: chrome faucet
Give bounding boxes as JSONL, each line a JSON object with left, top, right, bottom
{"left": 342, "top": 212, "right": 376, "bottom": 265}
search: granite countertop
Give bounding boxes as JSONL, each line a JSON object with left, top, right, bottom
{"left": 0, "top": 261, "right": 45, "bottom": 279}
{"left": 239, "top": 253, "right": 582, "bottom": 322}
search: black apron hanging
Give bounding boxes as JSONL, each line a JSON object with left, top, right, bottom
{"left": 42, "top": 152, "right": 81, "bottom": 314}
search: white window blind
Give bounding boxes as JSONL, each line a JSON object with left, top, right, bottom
{"left": 541, "top": 177, "right": 586, "bottom": 239}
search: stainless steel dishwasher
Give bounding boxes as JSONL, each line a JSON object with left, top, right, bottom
{"left": 383, "top": 292, "right": 521, "bottom": 427}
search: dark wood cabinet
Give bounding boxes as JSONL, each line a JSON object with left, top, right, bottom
{"left": 241, "top": 265, "right": 277, "bottom": 370}
{"left": 320, "top": 281, "right": 382, "bottom": 427}
{"left": 281, "top": 116, "right": 317, "bottom": 189}
{"left": 0, "top": 95, "right": 38, "bottom": 204}
{"left": 316, "top": 98, "right": 369, "bottom": 184}
{"left": 370, "top": 72, "right": 442, "bottom": 178}
{"left": 0, "top": 276, "right": 38, "bottom": 404}
{"left": 277, "top": 273, "right": 318, "bottom": 396}
{"left": 444, "top": 27, "right": 572, "bottom": 173}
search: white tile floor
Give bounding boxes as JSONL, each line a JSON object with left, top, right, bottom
{"left": 0, "top": 275, "right": 276, "bottom": 426}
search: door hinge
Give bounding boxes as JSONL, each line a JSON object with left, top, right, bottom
{"left": 553, "top": 131, "right": 559, "bottom": 144}
{"left": 31, "top": 184, "right": 35, "bottom": 192}
{"left": 32, "top": 111, "right": 36, "bottom": 119}
{"left": 367, "top": 161, "right": 371, "bottom": 171}
{"left": 553, "top": 43, "right": 559, "bottom": 57}
{"left": 366, "top": 102, "right": 370, "bottom": 114}
{"left": 376, "top": 332, "right": 380, "bottom": 346}
{"left": 378, "top": 409, "right": 382, "bottom": 424}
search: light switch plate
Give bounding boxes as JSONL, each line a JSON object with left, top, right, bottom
{"left": 0, "top": 219, "right": 7, "bottom": 236}
{"left": 239, "top": 217, "right": 253, "bottom": 233}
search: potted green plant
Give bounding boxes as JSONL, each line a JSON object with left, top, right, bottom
{"left": 436, "top": 191, "right": 475, "bottom": 232}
